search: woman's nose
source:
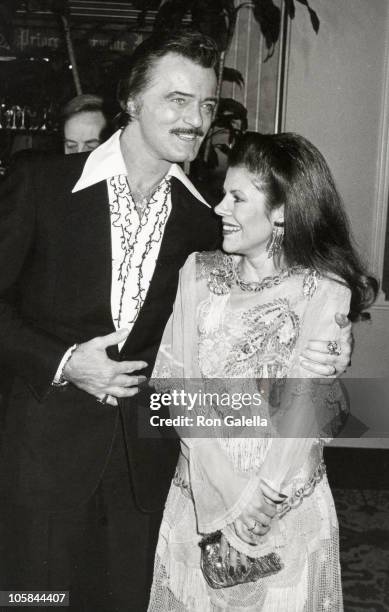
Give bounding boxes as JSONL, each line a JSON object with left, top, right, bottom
{"left": 214, "top": 195, "right": 231, "bottom": 217}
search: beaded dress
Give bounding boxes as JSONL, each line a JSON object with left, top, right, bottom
{"left": 148, "top": 251, "right": 350, "bottom": 612}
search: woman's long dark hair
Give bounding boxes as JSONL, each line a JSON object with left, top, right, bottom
{"left": 229, "top": 132, "right": 378, "bottom": 321}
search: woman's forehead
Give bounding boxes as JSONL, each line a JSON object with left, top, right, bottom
{"left": 224, "top": 166, "right": 262, "bottom": 190}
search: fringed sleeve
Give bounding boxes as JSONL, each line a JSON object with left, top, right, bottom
{"left": 258, "top": 276, "right": 351, "bottom": 495}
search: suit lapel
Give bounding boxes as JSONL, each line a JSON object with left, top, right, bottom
{"left": 61, "top": 174, "right": 209, "bottom": 361}
{"left": 59, "top": 179, "right": 117, "bottom": 344}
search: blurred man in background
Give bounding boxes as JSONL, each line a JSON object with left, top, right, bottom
{"left": 62, "top": 93, "right": 110, "bottom": 154}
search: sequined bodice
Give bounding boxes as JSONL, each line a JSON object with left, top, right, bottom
{"left": 197, "top": 252, "right": 318, "bottom": 379}
{"left": 198, "top": 298, "right": 300, "bottom": 378}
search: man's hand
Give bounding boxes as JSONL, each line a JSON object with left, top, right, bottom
{"left": 300, "top": 313, "right": 353, "bottom": 376}
{"left": 63, "top": 329, "right": 147, "bottom": 406}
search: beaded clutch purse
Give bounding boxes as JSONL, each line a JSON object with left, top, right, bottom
{"left": 199, "top": 531, "right": 283, "bottom": 589}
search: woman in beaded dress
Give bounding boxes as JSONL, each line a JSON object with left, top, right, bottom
{"left": 147, "top": 133, "right": 377, "bottom": 612}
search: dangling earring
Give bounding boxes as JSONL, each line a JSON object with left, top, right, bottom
{"left": 266, "top": 220, "right": 284, "bottom": 259}
{"left": 126, "top": 100, "right": 137, "bottom": 119}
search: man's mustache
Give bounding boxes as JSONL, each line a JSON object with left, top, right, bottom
{"left": 170, "top": 128, "right": 205, "bottom": 137}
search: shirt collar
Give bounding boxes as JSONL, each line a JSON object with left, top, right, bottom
{"left": 72, "top": 129, "right": 210, "bottom": 208}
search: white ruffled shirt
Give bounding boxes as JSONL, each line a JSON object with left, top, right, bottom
{"left": 53, "top": 129, "right": 210, "bottom": 381}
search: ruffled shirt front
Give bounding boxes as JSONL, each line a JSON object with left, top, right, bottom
{"left": 72, "top": 129, "right": 210, "bottom": 340}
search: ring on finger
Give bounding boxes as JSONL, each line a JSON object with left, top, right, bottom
{"left": 327, "top": 340, "right": 341, "bottom": 356}
{"left": 97, "top": 393, "right": 109, "bottom": 405}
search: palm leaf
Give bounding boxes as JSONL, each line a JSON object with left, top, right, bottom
{"left": 222, "top": 66, "right": 244, "bottom": 87}
{"left": 251, "top": 0, "right": 281, "bottom": 53}
{"left": 153, "top": 0, "right": 192, "bottom": 32}
{"left": 295, "top": 0, "right": 319, "bottom": 32}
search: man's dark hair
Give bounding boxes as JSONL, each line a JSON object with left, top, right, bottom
{"left": 117, "top": 29, "right": 219, "bottom": 123}
{"left": 229, "top": 131, "right": 378, "bottom": 321}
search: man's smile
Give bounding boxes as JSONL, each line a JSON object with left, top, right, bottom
{"left": 170, "top": 128, "right": 204, "bottom": 143}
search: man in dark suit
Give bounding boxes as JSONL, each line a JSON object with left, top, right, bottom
{"left": 0, "top": 30, "right": 350, "bottom": 612}
{"left": 0, "top": 30, "right": 221, "bottom": 611}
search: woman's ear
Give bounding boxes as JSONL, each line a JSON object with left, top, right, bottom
{"left": 271, "top": 204, "right": 284, "bottom": 225}
{"left": 126, "top": 98, "right": 141, "bottom": 120}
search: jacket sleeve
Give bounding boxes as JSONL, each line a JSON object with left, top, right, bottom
{"left": 0, "top": 159, "right": 69, "bottom": 400}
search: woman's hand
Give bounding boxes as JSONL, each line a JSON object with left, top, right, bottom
{"left": 232, "top": 482, "right": 284, "bottom": 545}
{"left": 216, "top": 483, "right": 286, "bottom": 579}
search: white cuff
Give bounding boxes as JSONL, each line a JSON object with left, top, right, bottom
{"left": 52, "top": 344, "right": 78, "bottom": 386}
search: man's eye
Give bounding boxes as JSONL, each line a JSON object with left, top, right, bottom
{"left": 172, "top": 98, "right": 186, "bottom": 105}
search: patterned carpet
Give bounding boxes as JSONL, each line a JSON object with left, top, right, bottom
{"left": 333, "top": 488, "right": 389, "bottom": 612}
{"left": 326, "top": 448, "right": 389, "bottom": 612}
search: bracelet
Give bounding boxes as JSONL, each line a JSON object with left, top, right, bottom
{"left": 52, "top": 343, "right": 79, "bottom": 387}
{"left": 277, "top": 461, "right": 326, "bottom": 518}
{"left": 173, "top": 461, "right": 326, "bottom": 516}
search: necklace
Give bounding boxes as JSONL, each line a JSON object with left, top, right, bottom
{"left": 207, "top": 254, "right": 315, "bottom": 296}
{"left": 233, "top": 262, "right": 305, "bottom": 292}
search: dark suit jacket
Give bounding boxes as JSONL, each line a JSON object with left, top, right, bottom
{"left": 0, "top": 153, "right": 220, "bottom": 513}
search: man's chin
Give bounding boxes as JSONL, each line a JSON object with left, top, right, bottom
{"left": 168, "top": 151, "right": 199, "bottom": 164}
{"left": 169, "top": 139, "right": 201, "bottom": 162}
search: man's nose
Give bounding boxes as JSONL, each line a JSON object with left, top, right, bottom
{"left": 183, "top": 103, "right": 203, "bottom": 129}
